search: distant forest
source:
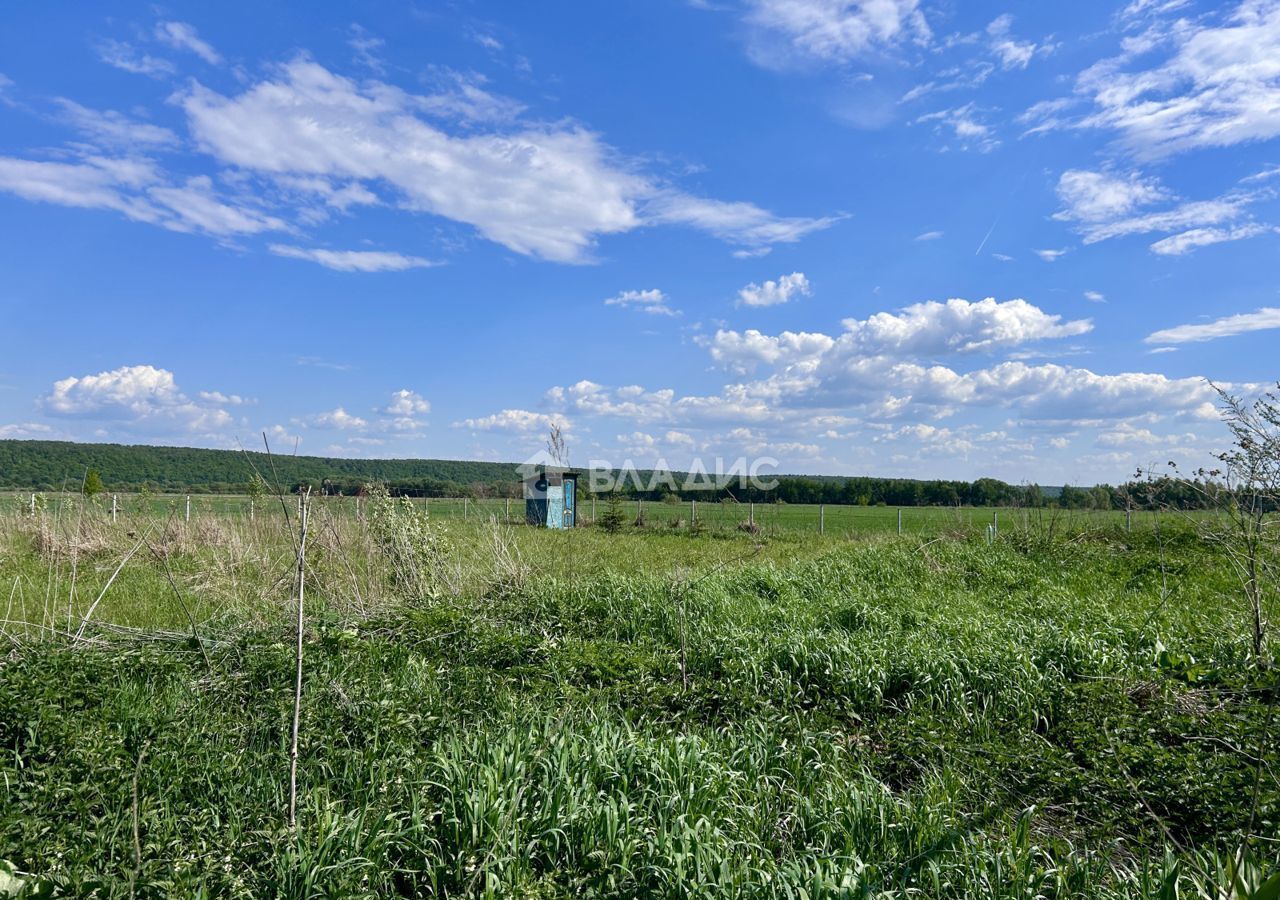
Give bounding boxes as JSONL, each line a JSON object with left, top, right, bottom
{"left": 0, "top": 439, "right": 1209, "bottom": 509}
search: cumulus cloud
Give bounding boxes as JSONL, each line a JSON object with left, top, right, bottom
{"left": 0, "top": 423, "right": 56, "bottom": 439}
{"left": 708, "top": 329, "right": 836, "bottom": 373}
{"left": 604, "top": 289, "right": 678, "bottom": 316}
{"left": 41, "top": 364, "right": 235, "bottom": 432}
{"left": 737, "top": 272, "right": 811, "bottom": 307}
{"left": 839, "top": 297, "right": 1092, "bottom": 356}
{"left": 456, "top": 409, "right": 567, "bottom": 432}
{"left": 269, "top": 244, "right": 438, "bottom": 272}
{"left": 1084, "top": 291, "right": 1106, "bottom": 303}
{"left": 155, "top": 21, "right": 222, "bottom": 65}
{"left": 310, "top": 407, "right": 368, "bottom": 430}
{"left": 383, "top": 389, "right": 431, "bottom": 416}
{"left": 1145, "top": 307, "right": 1280, "bottom": 344}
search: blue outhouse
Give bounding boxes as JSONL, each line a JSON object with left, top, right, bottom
{"left": 523, "top": 466, "right": 577, "bottom": 528}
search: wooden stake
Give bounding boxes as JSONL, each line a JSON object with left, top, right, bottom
{"left": 288, "top": 489, "right": 310, "bottom": 829}
{"left": 819, "top": 504, "right": 824, "bottom": 535}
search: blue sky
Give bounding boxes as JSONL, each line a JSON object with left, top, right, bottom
{"left": 1, "top": 0, "right": 1278, "bottom": 484}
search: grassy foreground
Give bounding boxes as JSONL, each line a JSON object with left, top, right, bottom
{"left": 0, "top": 500, "right": 1276, "bottom": 897}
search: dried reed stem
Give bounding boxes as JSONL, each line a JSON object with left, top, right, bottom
{"left": 288, "top": 489, "right": 311, "bottom": 828}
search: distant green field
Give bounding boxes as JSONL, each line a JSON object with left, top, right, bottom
{"left": 1, "top": 490, "right": 1170, "bottom": 536}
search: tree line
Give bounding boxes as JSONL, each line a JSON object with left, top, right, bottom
{"left": 0, "top": 439, "right": 1228, "bottom": 510}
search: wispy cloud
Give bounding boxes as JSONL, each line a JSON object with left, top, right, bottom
{"left": 155, "top": 21, "right": 222, "bottom": 65}
{"left": 1146, "top": 307, "right": 1280, "bottom": 344}
{"left": 269, "top": 244, "right": 439, "bottom": 272}
{"left": 603, "top": 288, "right": 679, "bottom": 316}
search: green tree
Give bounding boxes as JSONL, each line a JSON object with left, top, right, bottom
{"left": 598, "top": 491, "right": 625, "bottom": 534}
{"left": 83, "top": 469, "right": 104, "bottom": 498}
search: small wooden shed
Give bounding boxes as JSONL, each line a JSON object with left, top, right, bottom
{"left": 522, "top": 465, "right": 577, "bottom": 528}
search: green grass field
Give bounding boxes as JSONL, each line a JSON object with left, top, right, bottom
{"left": 0, "top": 493, "right": 1275, "bottom": 897}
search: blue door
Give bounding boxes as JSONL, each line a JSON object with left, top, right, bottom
{"left": 546, "top": 484, "right": 564, "bottom": 528}
{"left": 564, "top": 478, "right": 575, "bottom": 527}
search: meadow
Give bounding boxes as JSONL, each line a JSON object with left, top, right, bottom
{"left": 0, "top": 491, "right": 1275, "bottom": 898}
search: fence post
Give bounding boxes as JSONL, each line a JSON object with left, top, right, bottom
{"left": 749, "top": 501, "right": 754, "bottom": 527}
{"left": 464, "top": 497, "right": 468, "bottom": 520}
{"left": 993, "top": 510, "right": 998, "bottom": 535}
{"left": 186, "top": 495, "right": 192, "bottom": 522}
{"left": 591, "top": 496, "right": 596, "bottom": 522}
{"left": 30, "top": 493, "right": 36, "bottom": 517}
{"left": 897, "top": 508, "right": 903, "bottom": 535}
{"left": 112, "top": 494, "right": 118, "bottom": 524}
{"left": 691, "top": 499, "right": 696, "bottom": 524}
{"left": 505, "top": 497, "right": 510, "bottom": 520}
{"left": 819, "top": 504, "right": 824, "bottom": 534}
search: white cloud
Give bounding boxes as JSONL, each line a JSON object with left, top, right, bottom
{"left": 1053, "top": 168, "right": 1277, "bottom": 255}
{"left": 41, "top": 364, "right": 233, "bottom": 432}
{"left": 1073, "top": 0, "right": 1280, "bottom": 159}
{"left": 269, "top": 244, "right": 438, "bottom": 272}
{"left": 0, "top": 423, "right": 55, "bottom": 439}
{"left": 838, "top": 297, "right": 1092, "bottom": 356}
{"left": 456, "top": 409, "right": 567, "bottom": 432}
{"left": 176, "top": 59, "right": 834, "bottom": 262}
{"left": 1084, "top": 290, "right": 1106, "bottom": 302}
{"left": 1149, "top": 223, "right": 1275, "bottom": 254}
{"left": 155, "top": 22, "right": 222, "bottom": 65}
{"left": 644, "top": 194, "right": 843, "bottom": 250}
{"left": 1054, "top": 169, "right": 1169, "bottom": 222}
{"left": 96, "top": 40, "right": 175, "bottom": 78}
{"left": 311, "top": 407, "right": 368, "bottom": 430}
{"left": 985, "top": 14, "right": 1050, "bottom": 70}
{"left": 914, "top": 230, "right": 944, "bottom": 240}
{"left": 0, "top": 156, "right": 286, "bottom": 238}
{"left": 383, "top": 389, "right": 431, "bottom": 416}
{"left": 197, "top": 391, "right": 248, "bottom": 405}
{"left": 742, "top": 0, "right": 931, "bottom": 67}
{"left": 915, "top": 103, "right": 999, "bottom": 151}
{"left": 56, "top": 100, "right": 179, "bottom": 150}
{"left": 1145, "top": 306, "right": 1280, "bottom": 344}
{"left": 1034, "top": 248, "right": 1068, "bottom": 262}
{"left": 604, "top": 288, "right": 678, "bottom": 316}
{"left": 708, "top": 329, "right": 836, "bottom": 373}
{"left": 737, "top": 271, "right": 812, "bottom": 307}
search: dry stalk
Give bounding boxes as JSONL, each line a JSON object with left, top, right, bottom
{"left": 288, "top": 488, "right": 311, "bottom": 829}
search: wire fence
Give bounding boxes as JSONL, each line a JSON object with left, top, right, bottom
{"left": 1, "top": 490, "right": 1178, "bottom": 537}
